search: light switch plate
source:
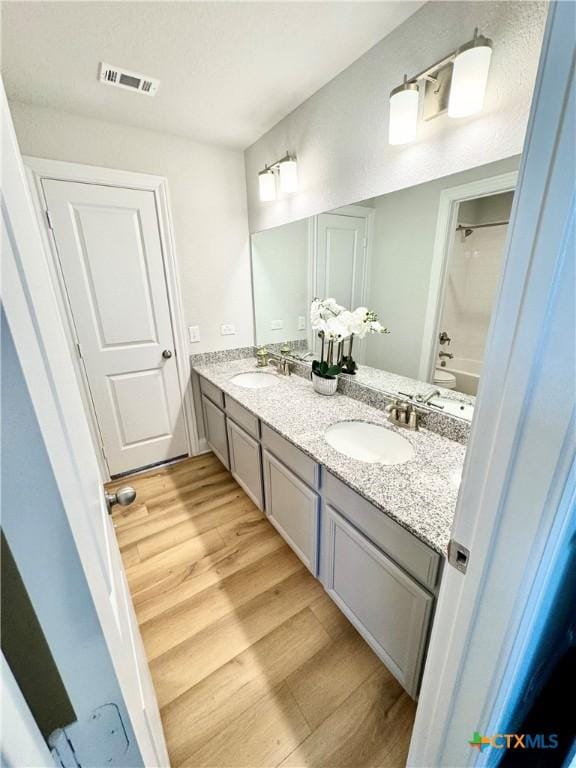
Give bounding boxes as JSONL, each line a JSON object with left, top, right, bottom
{"left": 271, "top": 320, "right": 283, "bottom": 330}
{"left": 220, "top": 323, "right": 236, "bottom": 336}
{"left": 188, "top": 325, "right": 200, "bottom": 343}
{"left": 298, "top": 316, "right": 306, "bottom": 330}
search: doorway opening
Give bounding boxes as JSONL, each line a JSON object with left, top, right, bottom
{"left": 434, "top": 191, "right": 515, "bottom": 396}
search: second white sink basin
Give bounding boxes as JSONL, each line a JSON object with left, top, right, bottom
{"left": 428, "top": 396, "right": 474, "bottom": 421}
{"left": 230, "top": 371, "right": 279, "bottom": 389}
{"left": 325, "top": 421, "right": 415, "bottom": 465}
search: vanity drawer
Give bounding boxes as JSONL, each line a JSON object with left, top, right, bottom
{"left": 226, "top": 397, "right": 260, "bottom": 440}
{"left": 323, "top": 504, "right": 432, "bottom": 698}
{"left": 324, "top": 472, "right": 441, "bottom": 591}
{"left": 202, "top": 395, "right": 229, "bottom": 469}
{"left": 199, "top": 376, "right": 225, "bottom": 409}
{"left": 261, "top": 424, "right": 320, "bottom": 489}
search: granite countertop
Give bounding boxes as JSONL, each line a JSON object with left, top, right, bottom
{"left": 193, "top": 358, "right": 467, "bottom": 556}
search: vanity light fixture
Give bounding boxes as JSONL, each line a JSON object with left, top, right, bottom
{"left": 258, "top": 167, "right": 276, "bottom": 202}
{"left": 389, "top": 76, "right": 419, "bottom": 145}
{"left": 258, "top": 153, "right": 298, "bottom": 201}
{"left": 448, "top": 30, "right": 493, "bottom": 118}
{"left": 388, "top": 28, "right": 493, "bottom": 145}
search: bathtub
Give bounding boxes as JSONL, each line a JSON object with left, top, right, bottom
{"left": 442, "top": 357, "right": 482, "bottom": 396}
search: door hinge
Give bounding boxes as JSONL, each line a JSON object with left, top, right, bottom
{"left": 49, "top": 703, "right": 129, "bottom": 767}
{"left": 76, "top": 342, "right": 83, "bottom": 359}
{"left": 45, "top": 209, "right": 54, "bottom": 230}
{"left": 448, "top": 539, "right": 470, "bottom": 574}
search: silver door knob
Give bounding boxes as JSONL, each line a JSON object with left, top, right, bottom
{"left": 105, "top": 486, "right": 136, "bottom": 514}
{"left": 162, "top": 349, "right": 172, "bottom": 359}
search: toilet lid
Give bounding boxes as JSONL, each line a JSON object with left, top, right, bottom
{"left": 433, "top": 369, "right": 456, "bottom": 384}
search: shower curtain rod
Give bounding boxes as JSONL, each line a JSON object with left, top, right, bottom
{"left": 456, "top": 220, "right": 509, "bottom": 232}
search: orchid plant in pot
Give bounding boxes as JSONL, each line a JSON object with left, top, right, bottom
{"left": 310, "top": 298, "right": 346, "bottom": 395}
{"left": 338, "top": 307, "right": 389, "bottom": 375}
{"left": 310, "top": 298, "right": 389, "bottom": 394}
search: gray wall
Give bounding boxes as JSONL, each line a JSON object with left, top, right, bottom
{"left": 9, "top": 100, "right": 253, "bottom": 355}
{"left": 244, "top": 1, "right": 546, "bottom": 233}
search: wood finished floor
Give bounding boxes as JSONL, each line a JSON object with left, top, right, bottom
{"left": 108, "top": 454, "right": 416, "bottom": 768}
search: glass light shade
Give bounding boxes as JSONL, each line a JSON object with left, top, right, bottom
{"left": 258, "top": 169, "right": 276, "bottom": 202}
{"left": 279, "top": 158, "right": 298, "bottom": 194}
{"left": 388, "top": 84, "right": 419, "bottom": 145}
{"left": 448, "top": 44, "right": 492, "bottom": 118}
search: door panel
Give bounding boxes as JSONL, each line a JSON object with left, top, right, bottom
{"left": 227, "top": 418, "right": 263, "bottom": 509}
{"left": 324, "top": 505, "right": 433, "bottom": 697}
{"left": 315, "top": 213, "right": 368, "bottom": 361}
{"left": 109, "top": 368, "right": 172, "bottom": 446}
{"left": 42, "top": 179, "right": 187, "bottom": 475}
{"left": 316, "top": 213, "right": 367, "bottom": 310}
{"left": 202, "top": 395, "right": 230, "bottom": 469}
{"left": 73, "top": 205, "right": 159, "bottom": 347}
{"left": 263, "top": 449, "right": 319, "bottom": 574}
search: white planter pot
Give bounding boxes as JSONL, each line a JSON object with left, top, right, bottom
{"left": 312, "top": 372, "right": 338, "bottom": 396}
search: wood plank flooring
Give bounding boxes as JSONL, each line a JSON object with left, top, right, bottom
{"left": 108, "top": 454, "right": 416, "bottom": 767}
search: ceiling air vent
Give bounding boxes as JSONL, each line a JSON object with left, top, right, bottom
{"left": 98, "top": 62, "right": 160, "bottom": 96}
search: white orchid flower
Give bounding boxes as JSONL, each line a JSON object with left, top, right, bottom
{"left": 310, "top": 297, "right": 347, "bottom": 331}
{"left": 325, "top": 312, "right": 353, "bottom": 340}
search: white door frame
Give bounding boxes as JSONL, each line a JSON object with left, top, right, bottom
{"left": 418, "top": 170, "right": 518, "bottom": 382}
{"left": 24, "top": 156, "right": 199, "bottom": 479}
{"left": 1, "top": 655, "right": 56, "bottom": 768}
{"left": 409, "top": 2, "right": 575, "bottom": 764}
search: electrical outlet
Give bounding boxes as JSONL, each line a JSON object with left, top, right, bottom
{"left": 298, "top": 316, "right": 306, "bottom": 330}
{"left": 188, "top": 325, "right": 201, "bottom": 343}
{"left": 220, "top": 323, "right": 236, "bottom": 336}
{"left": 270, "top": 320, "right": 283, "bottom": 330}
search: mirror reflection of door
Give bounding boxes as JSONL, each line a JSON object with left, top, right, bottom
{"left": 434, "top": 191, "right": 514, "bottom": 396}
{"left": 314, "top": 212, "right": 368, "bottom": 361}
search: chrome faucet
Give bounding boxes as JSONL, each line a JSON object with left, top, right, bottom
{"left": 269, "top": 355, "right": 292, "bottom": 376}
{"left": 416, "top": 388, "right": 441, "bottom": 405}
{"left": 439, "top": 351, "right": 453, "bottom": 360}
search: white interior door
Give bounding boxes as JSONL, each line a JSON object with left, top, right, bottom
{"left": 42, "top": 179, "right": 187, "bottom": 476}
{"left": 3, "top": 83, "right": 169, "bottom": 765}
{"left": 316, "top": 213, "right": 367, "bottom": 309}
{"left": 315, "top": 213, "right": 368, "bottom": 359}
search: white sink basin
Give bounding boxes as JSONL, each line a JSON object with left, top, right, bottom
{"left": 324, "top": 421, "right": 415, "bottom": 465}
{"left": 428, "top": 396, "right": 474, "bottom": 420}
{"left": 230, "top": 371, "right": 279, "bottom": 389}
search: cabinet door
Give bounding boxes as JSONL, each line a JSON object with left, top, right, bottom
{"left": 263, "top": 450, "right": 319, "bottom": 575}
{"left": 227, "top": 418, "right": 263, "bottom": 510}
{"left": 324, "top": 504, "right": 433, "bottom": 697}
{"left": 202, "top": 395, "right": 229, "bottom": 469}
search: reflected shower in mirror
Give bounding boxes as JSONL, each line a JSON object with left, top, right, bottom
{"left": 435, "top": 191, "right": 513, "bottom": 395}
{"left": 250, "top": 156, "right": 519, "bottom": 405}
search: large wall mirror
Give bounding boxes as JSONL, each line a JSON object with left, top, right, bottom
{"left": 251, "top": 156, "right": 519, "bottom": 407}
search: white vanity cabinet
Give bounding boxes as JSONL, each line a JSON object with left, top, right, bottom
{"left": 262, "top": 449, "right": 319, "bottom": 574}
{"left": 323, "top": 504, "right": 433, "bottom": 697}
{"left": 197, "top": 374, "right": 442, "bottom": 698}
{"left": 201, "top": 394, "right": 230, "bottom": 469}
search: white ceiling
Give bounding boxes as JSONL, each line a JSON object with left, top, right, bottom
{"left": 2, "top": 1, "right": 424, "bottom": 149}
